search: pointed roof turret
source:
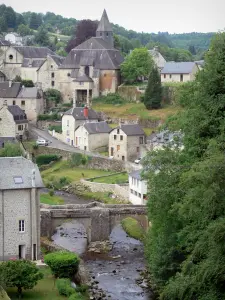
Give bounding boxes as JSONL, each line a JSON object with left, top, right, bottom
{"left": 96, "top": 9, "right": 113, "bottom": 32}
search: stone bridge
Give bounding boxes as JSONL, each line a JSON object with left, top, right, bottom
{"left": 41, "top": 202, "right": 148, "bottom": 242}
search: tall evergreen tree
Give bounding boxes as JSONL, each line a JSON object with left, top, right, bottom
{"left": 143, "top": 66, "right": 162, "bottom": 109}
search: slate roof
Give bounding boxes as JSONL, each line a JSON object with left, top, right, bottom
{"left": 96, "top": 9, "right": 113, "bottom": 32}
{"left": 195, "top": 60, "right": 204, "bottom": 67}
{"left": 73, "top": 74, "right": 93, "bottom": 82}
{"left": 7, "top": 105, "right": 28, "bottom": 124}
{"left": 60, "top": 37, "right": 124, "bottom": 70}
{"left": 0, "top": 82, "right": 21, "bottom": 98}
{"left": 83, "top": 121, "right": 111, "bottom": 134}
{"left": 0, "top": 157, "right": 44, "bottom": 190}
{"left": 64, "top": 107, "right": 99, "bottom": 120}
{"left": 161, "top": 62, "right": 197, "bottom": 74}
{"left": 0, "top": 137, "right": 17, "bottom": 148}
{"left": 113, "top": 124, "right": 145, "bottom": 136}
{"left": 148, "top": 130, "right": 183, "bottom": 146}
{"left": 50, "top": 55, "right": 65, "bottom": 66}
{"left": 22, "top": 58, "right": 45, "bottom": 68}
{"left": 17, "top": 87, "right": 40, "bottom": 99}
{"left": 129, "top": 170, "right": 142, "bottom": 180}
{"left": 0, "top": 39, "right": 11, "bottom": 46}
{"left": 13, "top": 46, "right": 55, "bottom": 58}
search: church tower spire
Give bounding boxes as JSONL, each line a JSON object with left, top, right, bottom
{"left": 96, "top": 9, "right": 114, "bottom": 48}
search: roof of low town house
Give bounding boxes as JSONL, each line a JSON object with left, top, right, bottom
{"left": 112, "top": 124, "right": 145, "bottom": 136}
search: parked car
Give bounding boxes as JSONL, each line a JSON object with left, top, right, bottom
{"left": 36, "top": 139, "right": 49, "bottom": 146}
{"left": 134, "top": 157, "right": 142, "bottom": 164}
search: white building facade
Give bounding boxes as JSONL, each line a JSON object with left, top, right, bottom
{"left": 129, "top": 170, "right": 147, "bottom": 205}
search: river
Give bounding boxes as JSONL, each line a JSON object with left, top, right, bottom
{"left": 52, "top": 221, "right": 152, "bottom": 300}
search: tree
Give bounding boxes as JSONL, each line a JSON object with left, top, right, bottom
{"left": 130, "top": 38, "right": 142, "bottom": 49}
{"left": 17, "top": 24, "right": 32, "bottom": 36}
{"left": 0, "top": 260, "right": 43, "bottom": 297}
{"left": 0, "top": 16, "right": 7, "bottom": 33}
{"left": 3, "top": 6, "right": 16, "bottom": 29}
{"left": 143, "top": 66, "right": 162, "bottom": 109}
{"left": 29, "top": 12, "right": 42, "bottom": 30}
{"left": 66, "top": 19, "right": 98, "bottom": 53}
{"left": 113, "top": 34, "right": 121, "bottom": 50}
{"left": 16, "top": 13, "right": 26, "bottom": 28}
{"left": 121, "top": 48, "right": 154, "bottom": 83}
{"left": 144, "top": 31, "right": 225, "bottom": 299}
{"left": 44, "top": 89, "right": 62, "bottom": 104}
{"left": 35, "top": 26, "right": 50, "bottom": 46}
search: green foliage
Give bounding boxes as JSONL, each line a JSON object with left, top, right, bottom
{"left": 44, "top": 251, "right": 80, "bottom": 279}
{"left": 35, "top": 25, "right": 50, "bottom": 46}
{"left": 0, "top": 142, "right": 23, "bottom": 157}
{"left": 56, "top": 278, "right": 75, "bottom": 297}
{"left": 49, "top": 189, "right": 54, "bottom": 196}
{"left": 93, "top": 93, "right": 126, "bottom": 105}
{"left": 0, "top": 260, "right": 43, "bottom": 296}
{"left": 121, "top": 48, "right": 154, "bottom": 83}
{"left": 17, "top": 24, "right": 32, "bottom": 36}
{"left": 121, "top": 217, "right": 145, "bottom": 241}
{"left": 32, "top": 143, "right": 39, "bottom": 150}
{"left": 144, "top": 31, "right": 225, "bottom": 299}
{"left": 29, "top": 12, "right": 42, "bottom": 30}
{"left": 69, "top": 153, "right": 88, "bottom": 167}
{"left": 36, "top": 154, "right": 60, "bottom": 166}
{"left": 48, "top": 125, "right": 62, "bottom": 133}
{"left": 143, "top": 66, "right": 162, "bottom": 109}
{"left": 44, "top": 89, "right": 62, "bottom": 104}
{"left": 40, "top": 193, "right": 64, "bottom": 205}
{"left": 13, "top": 76, "right": 34, "bottom": 87}
{"left": 37, "top": 113, "right": 61, "bottom": 121}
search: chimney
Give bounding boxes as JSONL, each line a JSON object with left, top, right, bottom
{"left": 83, "top": 106, "right": 88, "bottom": 118}
{"left": 9, "top": 80, "right": 12, "bottom": 88}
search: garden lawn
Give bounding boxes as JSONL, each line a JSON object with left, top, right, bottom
{"left": 7, "top": 267, "right": 66, "bottom": 300}
{"left": 91, "top": 172, "right": 128, "bottom": 184}
{"left": 40, "top": 194, "right": 65, "bottom": 205}
{"left": 41, "top": 161, "right": 116, "bottom": 184}
{"left": 92, "top": 102, "right": 182, "bottom": 122}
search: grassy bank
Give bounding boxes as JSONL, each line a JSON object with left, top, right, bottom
{"left": 40, "top": 194, "right": 64, "bottom": 205}
{"left": 121, "top": 217, "right": 146, "bottom": 241}
{"left": 91, "top": 172, "right": 128, "bottom": 184}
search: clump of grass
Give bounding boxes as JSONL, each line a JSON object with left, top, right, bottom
{"left": 121, "top": 217, "right": 145, "bottom": 241}
{"left": 40, "top": 194, "right": 64, "bottom": 205}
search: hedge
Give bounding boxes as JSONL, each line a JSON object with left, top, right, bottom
{"left": 56, "top": 278, "right": 75, "bottom": 297}
{"left": 36, "top": 154, "right": 60, "bottom": 166}
{"left": 44, "top": 251, "right": 80, "bottom": 279}
{"left": 37, "top": 113, "right": 61, "bottom": 121}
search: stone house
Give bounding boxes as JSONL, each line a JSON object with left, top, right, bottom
{"left": 129, "top": 170, "right": 147, "bottom": 205}
{"left": 0, "top": 102, "right": 28, "bottom": 140}
{"left": 161, "top": 62, "right": 199, "bottom": 83}
{"left": 75, "top": 121, "right": 111, "bottom": 151}
{"left": 148, "top": 47, "right": 166, "bottom": 71}
{"left": 62, "top": 106, "right": 99, "bottom": 146}
{"left": 0, "top": 81, "right": 44, "bottom": 123}
{"left": 109, "top": 124, "right": 146, "bottom": 162}
{"left": 0, "top": 157, "right": 44, "bottom": 261}
{"left": 57, "top": 9, "right": 124, "bottom": 104}
{"left": 5, "top": 33, "right": 23, "bottom": 46}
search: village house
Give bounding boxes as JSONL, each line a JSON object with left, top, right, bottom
{"left": 109, "top": 124, "right": 146, "bottom": 162}
{"left": 0, "top": 81, "right": 44, "bottom": 123}
{"left": 161, "top": 62, "right": 199, "bottom": 83}
{"left": 0, "top": 101, "right": 28, "bottom": 140}
{"left": 58, "top": 9, "right": 124, "bottom": 104}
{"left": 0, "top": 157, "right": 44, "bottom": 261}
{"left": 75, "top": 121, "right": 111, "bottom": 151}
{"left": 148, "top": 46, "right": 166, "bottom": 71}
{"left": 5, "top": 32, "right": 23, "bottom": 46}
{"left": 129, "top": 170, "right": 147, "bottom": 205}
{"left": 62, "top": 106, "right": 99, "bottom": 146}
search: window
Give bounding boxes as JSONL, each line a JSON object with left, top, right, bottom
{"left": 120, "top": 135, "right": 123, "bottom": 141}
{"left": 130, "top": 189, "right": 134, "bottom": 194}
{"left": 84, "top": 146, "right": 87, "bottom": 151}
{"left": 137, "top": 147, "right": 139, "bottom": 153}
{"left": 9, "top": 54, "right": 13, "bottom": 60}
{"left": 170, "top": 74, "right": 172, "bottom": 79}
{"left": 85, "top": 66, "right": 90, "bottom": 76}
{"left": 100, "top": 33, "right": 102, "bottom": 36}
{"left": 139, "top": 136, "right": 144, "bottom": 144}
{"left": 51, "top": 72, "right": 54, "bottom": 78}
{"left": 51, "top": 81, "right": 55, "bottom": 87}
{"left": 67, "top": 73, "right": 71, "bottom": 77}
{"left": 106, "top": 32, "right": 109, "bottom": 37}
{"left": 138, "top": 193, "right": 141, "bottom": 198}
{"left": 19, "top": 220, "right": 25, "bottom": 233}
{"left": 122, "top": 156, "right": 125, "bottom": 161}
{"left": 21, "top": 100, "right": 25, "bottom": 106}
{"left": 114, "top": 135, "right": 117, "bottom": 140}
{"left": 51, "top": 65, "right": 53, "bottom": 68}
{"left": 13, "top": 100, "right": 15, "bottom": 105}
{"left": 180, "top": 74, "right": 183, "bottom": 82}
{"left": 117, "top": 129, "right": 120, "bottom": 134}
{"left": 79, "top": 82, "right": 84, "bottom": 85}
{"left": 164, "top": 74, "right": 166, "bottom": 79}
{"left": 135, "top": 191, "right": 138, "bottom": 196}
{"left": 18, "top": 125, "right": 23, "bottom": 131}
{"left": 66, "top": 130, "right": 69, "bottom": 136}
{"left": 14, "top": 176, "right": 23, "bottom": 184}
{"left": 117, "top": 145, "right": 120, "bottom": 151}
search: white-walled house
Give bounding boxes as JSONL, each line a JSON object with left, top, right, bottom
{"left": 62, "top": 106, "right": 99, "bottom": 146}
{"left": 161, "top": 62, "right": 199, "bottom": 83}
{"left": 5, "top": 33, "right": 23, "bottom": 46}
{"left": 0, "top": 157, "right": 44, "bottom": 261}
{"left": 75, "top": 121, "right": 111, "bottom": 151}
{"left": 129, "top": 170, "right": 147, "bottom": 205}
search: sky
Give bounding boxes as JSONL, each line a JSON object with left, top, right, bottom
{"left": 1, "top": 0, "right": 225, "bottom": 34}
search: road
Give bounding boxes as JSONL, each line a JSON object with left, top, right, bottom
{"left": 30, "top": 126, "right": 101, "bottom": 157}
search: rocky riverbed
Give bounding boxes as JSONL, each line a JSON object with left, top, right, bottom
{"left": 52, "top": 222, "right": 153, "bottom": 300}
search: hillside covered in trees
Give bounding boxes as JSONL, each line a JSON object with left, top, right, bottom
{"left": 0, "top": 4, "right": 215, "bottom": 60}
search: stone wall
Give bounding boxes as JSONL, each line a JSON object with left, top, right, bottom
{"left": 81, "top": 179, "right": 129, "bottom": 200}
{"left": 87, "top": 156, "right": 126, "bottom": 172}
{"left": 37, "top": 120, "right": 62, "bottom": 130}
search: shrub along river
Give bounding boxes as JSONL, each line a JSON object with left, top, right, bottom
{"left": 52, "top": 220, "right": 153, "bottom": 300}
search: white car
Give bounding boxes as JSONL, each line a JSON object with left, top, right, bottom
{"left": 134, "top": 158, "right": 142, "bottom": 164}
{"left": 36, "top": 139, "right": 49, "bottom": 146}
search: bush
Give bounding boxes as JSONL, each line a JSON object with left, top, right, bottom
{"left": 44, "top": 251, "right": 80, "bottom": 279}
{"left": 70, "top": 153, "right": 88, "bottom": 167}
{"left": 56, "top": 278, "right": 75, "bottom": 296}
{"left": 59, "top": 176, "right": 70, "bottom": 186}
{"left": 68, "top": 293, "right": 84, "bottom": 300}
{"left": 44, "top": 89, "right": 62, "bottom": 104}
{"left": 49, "top": 189, "right": 54, "bottom": 196}
{"left": 36, "top": 154, "right": 60, "bottom": 166}
{"left": 32, "top": 143, "right": 39, "bottom": 150}
{"left": 48, "top": 125, "right": 62, "bottom": 133}
{"left": 75, "top": 284, "right": 89, "bottom": 293}
{"left": 93, "top": 93, "right": 126, "bottom": 105}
